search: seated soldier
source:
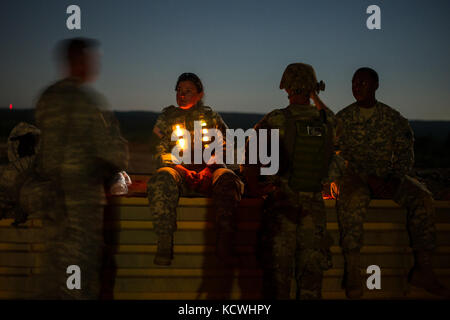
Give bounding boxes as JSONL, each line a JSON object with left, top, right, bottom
{"left": 241, "top": 63, "right": 336, "bottom": 299}
{"left": 335, "top": 67, "right": 450, "bottom": 298}
{"left": 147, "top": 72, "right": 244, "bottom": 266}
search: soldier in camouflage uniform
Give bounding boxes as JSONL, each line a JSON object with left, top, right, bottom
{"left": 33, "top": 38, "right": 129, "bottom": 299}
{"left": 335, "top": 67, "right": 449, "bottom": 298}
{"left": 0, "top": 122, "right": 40, "bottom": 225}
{"left": 241, "top": 63, "right": 336, "bottom": 299}
{"left": 147, "top": 73, "right": 244, "bottom": 266}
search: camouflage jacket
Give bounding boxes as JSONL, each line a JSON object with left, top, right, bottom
{"left": 35, "top": 77, "right": 129, "bottom": 203}
{"left": 241, "top": 103, "right": 337, "bottom": 203}
{"left": 150, "top": 103, "right": 228, "bottom": 172}
{"left": 335, "top": 101, "right": 414, "bottom": 178}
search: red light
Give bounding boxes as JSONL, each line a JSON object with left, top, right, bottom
{"left": 9, "top": 104, "right": 12, "bottom": 110}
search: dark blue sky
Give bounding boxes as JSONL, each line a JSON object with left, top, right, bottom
{"left": 1, "top": 0, "right": 449, "bottom": 120}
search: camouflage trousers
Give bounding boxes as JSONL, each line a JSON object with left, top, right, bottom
{"left": 147, "top": 167, "right": 243, "bottom": 236}
{"left": 35, "top": 198, "right": 104, "bottom": 300}
{"left": 336, "top": 173, "right": 436, "bottom": 252}
{"left": 260, "top": 191, "right": 333, "bottom": 299}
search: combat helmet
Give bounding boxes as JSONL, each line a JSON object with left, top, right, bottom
{"left": 279, "top": 63, "right": 325, "bottom": 94}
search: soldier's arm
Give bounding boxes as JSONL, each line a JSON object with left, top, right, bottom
{"left": 392, "top": 116, "right": 414, "bottom": 177}
{"left": 334, "top": 116, "right": 345, "bottom": 155}
{"left": 310, "top": 91, "right": 329, "bottom": 111}
{"left": 150, "top": 113, "right": 174, "bottom": 169}
{"left": 323, "top": 111, "right": 344, "bottom": 183}
{"left": 93, "top": 108, "right": 129, "bottom": 173}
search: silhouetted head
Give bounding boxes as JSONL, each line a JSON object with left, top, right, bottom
{"left": 175, "top": 73, "right": 204, "bottom": 109}
{"left": 280, "top": 63, "right": 323, "bottom": 105}
{"left": 57, "top": 37, "right": 101, "bottom": 83}
{"left": 352, "top": 67, "right": 379, "bottom": 106}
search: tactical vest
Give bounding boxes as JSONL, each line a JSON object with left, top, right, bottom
{"left": 282, "top": 107, "right": 333, "bottom": 192}
{"left": 165, "top": 106, "right": 216, "bottom": 169}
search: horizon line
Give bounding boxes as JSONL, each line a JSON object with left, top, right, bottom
{"left": 1, "top": 107, "right": 450, "bottom": 122}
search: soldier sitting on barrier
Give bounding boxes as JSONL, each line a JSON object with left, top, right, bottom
{"left": 147, "top": 72, "right": 244, "bottom": 266}
{"left": 241, "top": 63, "right": 338, "bottom": 299}
{"left": 335, "top": 67, "right": 450, "bottom": 298}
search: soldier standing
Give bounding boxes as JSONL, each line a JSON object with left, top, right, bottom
{"left": 241, "top": 63, "right": 336, "bottom": 299}
{"left": 335, "top": 67, "right": 449, "bottom": 298}
{"left": 34, "top": 38, "right": 129, "bottom": 299}
{"left": 147, "top": 72, "right": 244, "bottom": 266}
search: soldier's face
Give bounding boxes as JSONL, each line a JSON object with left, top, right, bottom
{"left": 176, "top": 81, "right": 203, "bottom": 109}
{"left": 352, "top": 72, "right": 377, "bottom": 102}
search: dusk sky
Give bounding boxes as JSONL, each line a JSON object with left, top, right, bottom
{"left": 1, "top": 0, "right": 449, "bottom": 120}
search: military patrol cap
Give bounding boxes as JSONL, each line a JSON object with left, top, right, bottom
{"left": 280, "top": 63, "right": 324, "bottom": 94}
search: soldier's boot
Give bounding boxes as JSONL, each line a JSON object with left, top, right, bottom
{"left": 216, "top": 216, "right": 235, "bottom": 263}
{"left": 343, "top": 250, "right": 363, "bottom": 299}
{"left": 409, "top": 250, "right": 450, "bottom": 298}
{"left": 154, "top": 233, "right": 173, "bottom": 266}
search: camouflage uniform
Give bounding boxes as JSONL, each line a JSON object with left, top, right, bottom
{"left": 0, "top": 123, "right": 40, "bottom": 224}
{"left": 335, "top": 101, "right": 436, "bottom": 252}
{"left": 147, "top": 103, "right": 243, "bottom": 237}
{"left": 245, "top": 103, "right": 335, "bottom": 299}
{"left": 34, "top": 77, "right": 129, "bottom": 299}
{"left": 240, "top": 63, "right": 336, "bottom": 299}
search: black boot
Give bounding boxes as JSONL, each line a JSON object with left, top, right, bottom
{"left": 409, "top": 250, "right": 450, "bottom": 298}
{"left": 154, "top": 234, "right": 173, "bottom": 266}
{"left": 343, "top": 250, "right": 363, "bottom": 299}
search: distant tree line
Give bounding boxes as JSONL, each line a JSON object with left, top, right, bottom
{"left": 0, "top": 109, "right": 449, "bottom": 169}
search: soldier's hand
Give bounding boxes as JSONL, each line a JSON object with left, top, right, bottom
{"left": 175, "top": 165, "right": 199, "bottom": 187}
{"left": 196, "top": 167, "right": 213, "bottom": 194}
{"left": 310, "top": 90, "right": 326, "bottom": 111}
{"left": 185, "top": 170, "right": 200, "bottom": 188}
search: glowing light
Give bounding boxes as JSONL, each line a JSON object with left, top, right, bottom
{"left": 9, "top": 104, "right": 12, "bottom": 110}
{"left": 202, "top": 128, "right": 208, "bottom": 134}
{"left": 178, "top": 138, "right": 186, "bottom": 150}
{"left": 201, "top": 121, "right": 207, "bottom": 127}
{"left": 175, "top": 125, "right": 183, "bottom": 136}
{"left": 202, "top": 136, "right": 209, "bottom": 142}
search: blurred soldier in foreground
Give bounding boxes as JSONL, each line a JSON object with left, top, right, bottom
{"left": 34, "top": 38, "right": 129, "bottom": 299}
{"left": 147, "top": 73, "right": 243, "bottom": 266}
{"left": 241, "top": 63, "right": 339, "bottom": 299}
{"left": 335, "top": 67, "right": 449, "bottom": 298}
